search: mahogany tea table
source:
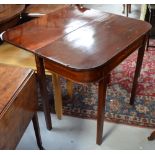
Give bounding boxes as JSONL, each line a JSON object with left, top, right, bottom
{"left": 0, "top": 64, "right": 43, "bottom": 149}
{"left": 3, "top": 5, "right": 151, "bottom": 145}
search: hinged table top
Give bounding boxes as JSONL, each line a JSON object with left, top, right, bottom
{"left": 0, "top": 64, "right": 32, "bottom": 116}
{"left": 3, "top": 5, "right": 151, "bottom": 72}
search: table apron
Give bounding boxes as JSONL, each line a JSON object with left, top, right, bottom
{"left": 44, "top": 34, "right": 146, "bottom": 84}
{"left": 103, "top": 34, "right": 146, "bottom": 76}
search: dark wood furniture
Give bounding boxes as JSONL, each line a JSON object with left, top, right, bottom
{"left": 0, "top": 4, "right": 25, "bottom": 34}
{"left": 0, "top": 63, "right": 43, "bottom": 149}
{"left": 3, "top": 5, "right": 151, "bottom": 145}
{"left": 23, "top": 4, "right": 68, "bottom": 17}
{"left": 0, "top": 4, "right": 25, "bottom": 44}
{"left": 21, "top": 4, "right": 68, "bottom": 24}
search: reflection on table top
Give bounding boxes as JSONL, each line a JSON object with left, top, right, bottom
{"left": 3, "top": 5, "right": 151, "bottom": 71}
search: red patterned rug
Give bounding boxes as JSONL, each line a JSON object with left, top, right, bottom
{"left": 59, "top": 39, "right": 155, "bottom": 128}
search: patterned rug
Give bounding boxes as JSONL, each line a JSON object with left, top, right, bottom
{"left": 39, "top": 40, "right": 155, "bottom": 129}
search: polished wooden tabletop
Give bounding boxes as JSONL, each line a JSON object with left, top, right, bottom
{"left": 3, "top": 6, "right": 105, "bottom": 51}
{"left": 0, "top": 63, "right": 32, "bottom": 114}
{"left": 0, "top": 4, "right": 25, "bottom": 33}
{"left": 0, "top": 4, "right": 25, "bottom": 24}
{"left": 3, "top": 5, "right": 151, "bottom": 82}
{"left": 24, "top": 4, "right": 69, "bottom": 16}
{"left": 37, "top": 13, "right": 150, "bottom": 71}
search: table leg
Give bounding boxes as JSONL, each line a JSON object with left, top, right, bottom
{"left": 126, "top": 4, "right": 129, "bottom": 17}
{"left": 52, "top": 72, "right": 63, "bottom": 120}
{"left": 96, "top": 75, "right": 109, "bottom": 145}
{"left": 148, "top": 131, "right": 155, "bottom": 141}
{"left": 66, "top": 80, "right": 73, "bottom": 97}
{"left": 35, "top": 55, "right": 52, "bottom": 130}
{"left": 122, "top": 4, "right": 125, "bottom": 14}
{"left": 32, "top": 113, "right": 44, "bottom": 150}
{"left": 130, "top": 36, "right": 147, "bottom": 105}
